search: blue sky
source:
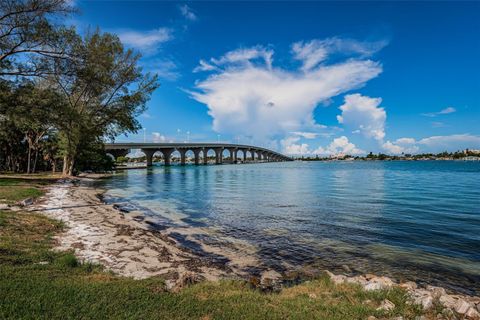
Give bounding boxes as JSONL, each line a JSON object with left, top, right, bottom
{"left": 73, "top": 1, "right": 479, "bottom": 155}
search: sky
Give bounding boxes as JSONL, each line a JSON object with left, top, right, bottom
{"left": 71, "top": 1, "right": 479, "bottom": 155}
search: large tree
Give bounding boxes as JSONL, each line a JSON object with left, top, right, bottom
{"left": 0, "top": 0, "right": 74, "bottom": 77}
{"left": 47, "top": 29, "right": 159, "bottom": 175}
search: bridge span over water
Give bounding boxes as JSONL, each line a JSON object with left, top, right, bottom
{"left": 105, "top": 143, "right": 293, "bottom": 166}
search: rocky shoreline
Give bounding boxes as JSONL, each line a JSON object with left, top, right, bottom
{"left": 323, "top": 271, "right": 480, "bottom": 319}
{"left": 17, "top": 178, "right": 480, "bottom": 318}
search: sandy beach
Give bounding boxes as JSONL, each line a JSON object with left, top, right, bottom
{"left": 32, "top": 177, "right": 238, "bottom": 289}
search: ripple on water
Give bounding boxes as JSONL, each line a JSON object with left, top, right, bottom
{"left": 100, "top": 161, "right": 480, "bottom": 295}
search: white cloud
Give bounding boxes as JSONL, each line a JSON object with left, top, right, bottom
{"left": 210, "top": 46, "right": 274, "bottom": 69}
{"left": 382, "top": 134, "right": 480, "bottom": 154}
{"left": 292, "top": 38, "right": 387, "bottom": 72}
{"left": 146, "top": 59, "right": 179, "bottom": 81}
{"left": 191, "top": 40, "right": 383, "bottom": 141}
{"left": 418, "top": 134, "right": 480, "bottom": 151}
{"left": 282, "top": 135, "right": 364, "bottom": 156}
{"left": 422, "top": 106, "right": 456, "bottom": 117}
{"left": 337, "top": 94, "right": 386, "bottom": 141}
{"left": 117, "top": 28, "right": 172, "bottom": 54}
{"left": 382, "top": 139, "right": 419, "bottom": 155}
{"left": 313, "top": 136, "right": 365, "bottom": 156}
{"left": 152, "top": 132, "right": 166, "bottom": 143}
{"left": 291, "top": 131, "right": 318, "bottom": 139}
{"left": 179, "top": 4, "right": 197, "bottom": 21}
{"left": 281, "top": 136, "right": 311, "bottom": 155}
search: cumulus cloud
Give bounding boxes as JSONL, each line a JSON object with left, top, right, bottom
{"left": 179, "top": 4, "right": 197, "bottom": 21}
{"left": 382, "top": 134, "right": 480, "bottom": 154}
{"left": 382, "top": 138, "right": 419, "bottom": 155}
{"left": 418, "top": 134, "right": 480, "bottom": 151}
{"left": 282, "top": 135, "right": 364, "bottom": 156}
{"left": 117, "top": 28, "right": 172, "bottom": 54}
{"left": 292, "top": 38, "right": 387, "bottom": 72}
{"left": 422, "top": 107, "right": 456, "bottom": 117}
{"left": 191, "top": 39, "right": 383, "bottom": 141}
{"left": 337, "top": 94, "right": 386, "bottom": 141}
{"left": 314, "top": 136, "right": 365, "bottom": 155}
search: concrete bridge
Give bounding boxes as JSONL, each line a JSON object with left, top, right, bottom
{"left": 104, "top": 142, "right": 293, "bottom": 166}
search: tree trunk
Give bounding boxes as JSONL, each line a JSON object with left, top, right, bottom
{"left": 32, "top": 149, "right": 39, "bottom": 174}
{"left": 62, "top": 154, "right": 75, "bottom": 176}
{"left": 27, "top": 147, "right": 32, "bottom": 174}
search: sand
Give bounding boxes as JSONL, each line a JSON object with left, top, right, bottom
{"left": 32, "top": 178, "right": 237, "bottom": 288}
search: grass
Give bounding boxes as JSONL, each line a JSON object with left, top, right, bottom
{"left": 0, "top": 209, "right": 433, "bottom": 320}
{"left": 0, "top": 176, "right": 55, "bottom": 204}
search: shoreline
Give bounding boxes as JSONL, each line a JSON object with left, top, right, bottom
{"left": 30, "top": 178, "right": 480, "bottom": 317}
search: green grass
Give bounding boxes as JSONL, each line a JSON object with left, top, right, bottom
{"left": 0, "top": 176, "right": 55, "bottom": 204}
{"left": 0, "top": 210, "right": 433, "bottom": 320}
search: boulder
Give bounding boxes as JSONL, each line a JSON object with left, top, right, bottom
{"left": 363, "top": 276, "right": 394, "bottom": 291}
{"left": 399, "top": 281, "right": 417, "bottom": 291}
{"left": 466, "top": 307, "right": 480, "bottom": 319}
{"left": 426, "top": 285, "right": 446, "bottom": 299}
{"left": 324, "top": 270, "right": 347, "bottom": 285}
{"left": 439, "top": 294, "right": 457, "bottom": 309}
{"left": 411, "top": 290, "right": 433, "bottom": 310}
{"left": 260, "top": 269, "right": 282, "bottom": 290}
{"left": 0, "top": 203, "right": 9, "bottom": 210}
{"left": 455, "top": 299, "right": 472, "bottom": 315}
{"left": 376, "top": 299, "right": 395, "bottom": 311}
{"left": 19, "top": 197, "right": 34, "bottom": 206}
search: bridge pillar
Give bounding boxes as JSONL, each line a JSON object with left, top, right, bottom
{"left": 214, "top": 147, "right": 223, "bottom": 164}
{"left": 202, "top": 148, "right": 208, "bottom": 165}
{"left": 257, "top": 152, "right": 263, "bottom": 161}
{"left": 191, "top": 149, "right": 200, "bottom": 165}
{"left": 160, "top": 148, "right": 174, "bottom": 166}
{"left": 141, "top": 149, "right": 155, "bottom": 166}
{"left": 242, "top": 149, "right": 247, "bottom": 162}
{"left": 179, "top": 149, "right": 187, "bottom": 165}
{"left": 250, "top": 149, "right": 255, "bottom": 161}
{"left": 228, "top": 148, "right": 237, "bottom": 164}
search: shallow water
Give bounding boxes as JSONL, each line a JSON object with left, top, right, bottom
{"left": 100, "top": 161, "right": 480, "bottom": 294}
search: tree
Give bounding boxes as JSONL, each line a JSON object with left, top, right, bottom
{"left": 46, "top": 29, "right": 159, "bottom": 175}
{"left": 0, "top": 0, "right": 74, "bottom": 77}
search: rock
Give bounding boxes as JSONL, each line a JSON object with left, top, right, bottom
{"left": 19, "top": 197, "right": 34, "bottom": 206}
{"left": 367, "top": 316, "right": 377, "bottom": 320}
{"left": 0, "top": 203, "right": 9, "bottom": 210}
{"left": 477, "top": 303, "right": 480, "bottom": 313}
{"left": 324, "top": 270, "right": 347, "bottom": 285}
{"left": 363, "top": 276, "right": 394, "bottom": 291}
{"left": 308, "top": 293, "right": 317, "bottom": 299}
{"left": 172, "top": 272, "right": 203, "bottom": 292}
{"left": 391, "top": 317, "right": 403, "bottom": 320}
{"left": 426, "top": 285, "right": 446, "bottom": 299}
{"left": 260, "top": 269, "right": 282, "bottom": 290}
{"left": 376, "top": 299, "right": 395, "bottom": 311}
{"left": 341, "top": 264, "right": 352, "bottom": 273}
{"left": 412, "top": 291, "right": 433, "bottom": 310}
{"left": 399, "top": 281, "right": 417, "bottom": 291}
{"left": 364, "top": 281, "right": 383, "bottom": 291}
{"left": 466, "top": 307, "right": 480, "bottom": 319}
{"left": 455, "top": 299, "right": 472, "bottom": 315}
{"left": 439, "top": 294, "right": 457, "bottom": 309}
{"left": 365, "top": 274, "right": 376, "bottom": 280}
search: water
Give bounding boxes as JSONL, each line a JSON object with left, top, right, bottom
{"left": 99, "top": 161, "right": 480, "bottom": 294}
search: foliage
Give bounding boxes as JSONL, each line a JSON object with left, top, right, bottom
{"left": 0, "top": 1, "right": 159, "bottom": 175}
{"left": 0, "top": 0, "right": 74, "bottom": 77}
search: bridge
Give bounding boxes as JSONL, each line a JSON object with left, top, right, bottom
{"left": 104, "top": 143, "right": 293, "bottom": 166}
